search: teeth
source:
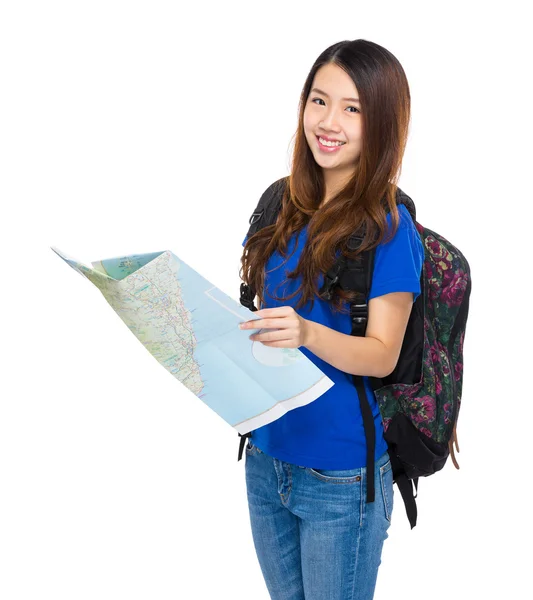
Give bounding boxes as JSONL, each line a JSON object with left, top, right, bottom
{"left": 319, "top": 137, "right": 345, "bottom": 147}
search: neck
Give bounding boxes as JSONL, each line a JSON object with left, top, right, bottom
{"left": 321, "top": 169, "right": 355, "bottom": 207}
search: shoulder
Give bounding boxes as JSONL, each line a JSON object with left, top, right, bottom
{"left": 387, "top": 203, "right": 415, "bottom": 230}
{"left": 377, "top": 203, "right": 419, "bottom": 247}
{"left": 376, "top": 203, "right": 424, "bottom": 264}
{"left": 262, "top": 176, "right": 288, "bottom": 201}
{"left": 256, "top": 176, "right": 288, "bottom": 214}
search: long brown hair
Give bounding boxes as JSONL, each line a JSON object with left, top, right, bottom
{"left": 239, "top": 39, "right": 411, "bottom": 315}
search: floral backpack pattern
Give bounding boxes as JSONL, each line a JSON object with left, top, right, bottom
{"left": 370, "top": 216, "right": 471, "bottom": 528}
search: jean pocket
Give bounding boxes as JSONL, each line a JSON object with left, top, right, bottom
{"left": 307, "top": 466, "right": 362, "bottom": 483}
{"left": 245, "top": 439, "right": 260, "bottom": 455}
{"left": 379, "top": 459, "right": 394, "bottom": 522}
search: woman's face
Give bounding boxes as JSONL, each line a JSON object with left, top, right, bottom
{"left": 303, "top": 62, "right": 363, "bottom": 179}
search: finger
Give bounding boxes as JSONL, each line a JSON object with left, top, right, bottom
{"left": 252, "top": 329, "right": 294, "bottom": 342}
{"left": 252, "top": 319, "right": 286, "bottom": 330}
{"left": 261, "top": 316, "right": 299, "bottom": 329}
{"left": 260, "top": 339, "right": 294, "bottom": 347}
{"left": 258, "top": 306, "right": 292, "bottom": 318}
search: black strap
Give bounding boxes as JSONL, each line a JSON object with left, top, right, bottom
{"left": 240, "top": 282, "right": 258, "bottom": 312}
{"left": 389, "top": 452, "right": 418, "bottom": 528}
{"left": 319, "top": 254, "right": 348, "bottom": 300}
{"left": 237, "top": 432, "right": 252, "bottom": 461}
{"left": 353, "top": 375, "right": 376, "bottom": 503}
{"left": 348, "top": 245, "right": 377, "bottom": 504}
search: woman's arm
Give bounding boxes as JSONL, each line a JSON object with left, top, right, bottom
{"left": 304, "top": 291, "right": 414, "bottom": 378}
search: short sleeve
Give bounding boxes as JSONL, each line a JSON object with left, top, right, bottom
{"left": 368, "top": 204, "right": 424, "bottom": 302}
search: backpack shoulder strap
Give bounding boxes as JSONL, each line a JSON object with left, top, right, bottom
{"left": 240, "top": 182, "right": 416, "bottom": 313}
{"left": 346, "top": 186, "right": 419, "bottom": 519}
{"left": 240, "top": 177, "right": 288, "bottom": 312}
{"left": 328, "top": 186, "right": 416, "bottom": 322}
{"left": 246, "top": 176, "right": 288, "bottom": 238}
{"left": 395, "top": 187, "right": 416, "bottom": 222}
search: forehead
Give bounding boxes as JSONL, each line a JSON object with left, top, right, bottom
{"left": 312, "top": 63, "right": 359, "bottom": 98}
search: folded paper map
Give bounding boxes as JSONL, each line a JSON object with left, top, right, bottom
{"left": 51, "top": 247, "right": 334, "bottom": 434}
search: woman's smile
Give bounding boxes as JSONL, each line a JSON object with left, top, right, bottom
{"left": 316, "top": 135, "right": 346, "bottom": 153}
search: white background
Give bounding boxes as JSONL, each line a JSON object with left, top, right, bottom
{"left": 1, "top": 1, "right": 531, "bottom": 598}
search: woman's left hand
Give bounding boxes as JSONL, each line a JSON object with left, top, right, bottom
{"left": 239, "top": 306, "right": 312, "bottom": 349}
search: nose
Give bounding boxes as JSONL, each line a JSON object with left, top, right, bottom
{"left": 319, "top": 111, "right": 342, "bottom": 133}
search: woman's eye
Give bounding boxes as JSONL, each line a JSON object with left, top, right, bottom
{"left": 311, "top": 98, "right": 359, "bottom": 113}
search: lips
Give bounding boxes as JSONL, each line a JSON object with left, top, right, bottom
{"left": 316, "top": 135, "right": 345, "bottom": 153}
{"left": 317, "top": 135, "right": 345, "bottom": 143}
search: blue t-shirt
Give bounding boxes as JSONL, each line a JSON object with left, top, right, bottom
{"left": 241, "top": 203, "right": 424, "bottom": 469}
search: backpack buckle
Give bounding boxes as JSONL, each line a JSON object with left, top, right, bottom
{"left": 240, "top": 282, "right": 258, "bottom": 311}
{"left": 319, "top": 273, "right": 340, "bottom": 300}
{"left": 320, "top": 255, "right": 348, "bottom": 300}
{"left": 249, "top": 209, "right": 264, "bottom": 226}
{"left": 350, "top": 302, "right": 368, "bottom": 335}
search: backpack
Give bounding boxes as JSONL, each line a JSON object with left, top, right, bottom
{"left": 237, "top": 176, "right": 472, "bottom": 529}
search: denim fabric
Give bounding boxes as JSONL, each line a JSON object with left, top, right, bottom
{"left": 245, "top": 441, "right": 393, "bottom": 600}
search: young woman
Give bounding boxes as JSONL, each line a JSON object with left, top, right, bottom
{"left": 239, "top": 39, "right": 424, "bottom": 600}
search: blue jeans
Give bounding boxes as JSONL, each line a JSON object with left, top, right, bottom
{"left": 244, "top": 440, "right": 393, "bottom": 600}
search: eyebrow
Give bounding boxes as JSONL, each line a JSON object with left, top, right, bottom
{"left": 311, "top": 87, "right": 360, "bottom": 104}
